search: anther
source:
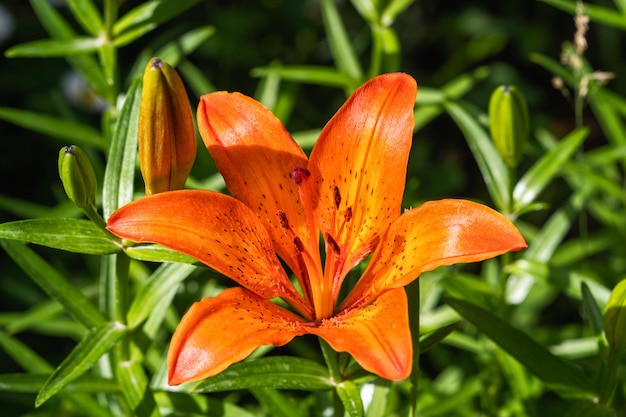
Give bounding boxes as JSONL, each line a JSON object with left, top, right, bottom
{"left": 292, "top": 167, "right": 311, "bottom": 184}
{"left": 326, "top": 233, "right": 340, "bottom": 255}
{"left": 333, "top": 186, "right": 341, "bottom": 209}
{"left": 276, "top": 211, "right": 290, "bottom": 229}
{"left": 344, "top": 206, "right": 353, "bottom": 222}
{"left": 294, "top": 237, "right": 305, "bottom": 252}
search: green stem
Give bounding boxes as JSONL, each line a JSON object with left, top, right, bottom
{"left": 407, "top": 279, "right": 421, "bottom": 417}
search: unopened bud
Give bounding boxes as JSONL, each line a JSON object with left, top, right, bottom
{"left": 139, "top": 57, "right": 196, "bottom": 195}
{"left": 488, "top": 85, "right": 529, "bottom": 168}
{"left": 604, "top": 279, "right": 626, "bottom": 352}
{"left": 58, "top": 145, "right": 97, "bottom": 210}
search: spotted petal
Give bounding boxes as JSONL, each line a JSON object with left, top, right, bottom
{"left": 341, "top": 199, "right": 527, "bottom": 309}
{"left": 308, "top": 73, "right": 417, "bottom": 298}
{"left": 107, "top": 190, "right": 311, "bottom": 317}
{"left": 308, "top": 287, "right": 412, "bottom": 380}
{"left": 197, "top": 92, "right": 316, "bottom": 293}
{"left": 168, "top": 287, "right": 308, "bottom": 385}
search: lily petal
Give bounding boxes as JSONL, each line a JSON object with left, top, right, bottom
{"left": 168, "top": 287, "right": 307, "bottom": 385}
{"left": 341, "top": 199, "right": 527, "bottom": 309}
{"left": 197, "top": 92, "right": 317, "bottom": 292}
{"left": 107, "top": 190, "right": 310, "bottom": 317}
{"left": 307, "top": 287, "right": 411, "bottom": 380}
{"left": 308, "top": 73, "right": 417, "bottom": 297}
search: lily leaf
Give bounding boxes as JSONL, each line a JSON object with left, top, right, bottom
{"left": 29, "top": 0, "right": 111, "bottom": 102}
{"left": 445, "top": 100, "right": 511, "bottom": 213}
{"left": 0, "top": 107, "right": 104, "bottom": 149}
{"left": 65, "top": 0, "right": 104, "bottom": 37}
{"left": 251, "top": 65, "right": 353, "bottom": 88}
{"left": 102, "top": 79, "right": 141, "bottom": 219}
{"left": 127, "top": 263, "right": 197, "bottom": 329}
{"left": 337, "top": 380, "right": 365, "bottom": 417}
{"left": 113, "top": 0, "right": 204, "bottom": 46}
{"left": 194, "top": 356, "right": 333, "bottom": 392}
{"left": 125, "top": 244, "right": 199, "bottom": 264}
{"left": 0, "top": 240, "right": 106, "bottom": 328}
{"left": 0, "top": 218, "right": 121, "bottom": 255}
{"left": 447, "top": 297, "right": 593, "bottom": 395}
{"left": 0, "top": 373, "right": 117, "bottom": 394}
{"left": 513, "top": 127, "right": 588, "bottom": 214}
{"left": 35, "top": 321, "right": 126, "bottom": 407}
{"left": 116, "top": 360, "right": 160, "bottom": 417}
{"left": 540, "top": 0, "right": 626, "bottom": 31}
{"left": 6, "top": 37, "right": 102, "bottom": 57}
{"left": 321, "top": 0, "right": 363, "bottom": 86}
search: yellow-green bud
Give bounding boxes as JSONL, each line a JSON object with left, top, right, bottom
{"left": 488, "top": 85, "right": 529, "bottom": 168}
{"left": 58, "top": 145, "right": 97, "bottom": 210}
{"left": 139, "top": 57, "right": 197, "bottom": 195}
{"left": 604, "top": 279, "right": 626, "bottom": 352}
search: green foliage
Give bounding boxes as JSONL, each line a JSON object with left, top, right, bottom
{"left": 1, "top": 0, "right": 626, "bottom": 416}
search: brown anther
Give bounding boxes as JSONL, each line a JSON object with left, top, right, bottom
{"left": 292, "top": 167, "right": 311, "bottom": 184}
{"left": 344, "top": 206, "right": 353, "bottom": 222}
{"left": 293, "top": 237, "right": 305, "bottom": 252}
{"left": 276, "top": 211, "right": 290, "bottom": 229}
{"left": 333, "top": 186, "right": 341, "bottom": 209}
{"left": 326, "top": 233, "right": 340, "bottom": 255}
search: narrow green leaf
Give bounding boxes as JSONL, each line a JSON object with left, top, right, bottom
{"left": 29, "top": 0, "right": 111, "bottom": 102}
{"left": 540, "top": 0, "right": 626, "bottom": 31}
{"left": 125, "top": 244, "right": 199, "bottom": 264}
{"left": 419, "top": 322, "right": 461, "bottom": 354}
{"left": 102, "top": 79, "right": 141, "bottom": 219}
{"left": 155, "top": 391, "right": 257, "bottom": 417}
{"left": 0, "top": 373, "right": 117, "bottom": 394}
{"left": 0, "top": 331, "right": 53, "bottom": 373}
{"left": 249, "top": 387, "right": 298, "bottom": 417}
{"left": 321, "top": 0, "right": 363, "bottom": 85}
{"left": 0, "top": 107, "right": 104, "bottom": 149}
{"left": 0, "top": 218, "right": 121, "bottom": 254}
{"left": 581, "top": 282, "right": 606, "bottom": 336}
{"left": 117, "top": 360, "right": 160, "bottom": 417}
{"left": 350, "top": 0, "right": 378, "bottom": 23}
{"left": 512, "top": 127, "right": 588, "bottom": 213}
{"left": 251, "top": 65, "right": 353, "bottom": 88}
{"left": 445, "top": 100, "right": 511, "bottom": 212}
{"left": 113, "top": 0, "right": 203, "bottom": 43}
{"left": 381, "top": 0, "right": 416, "bottom": 26}
{"left": 0, "top": 240, "right": 106, "bottom": 328}
{"left": 154, "top": 26, "right": 216, "bottom": 67}
{"left": 6, "top": 37, "right": 102, "bottom": 57}
{"left": 447, "top": 297, "right": 593, "bottom": 394}
{"left": 336, "top": 380, "right": 365, "bottom": 417}
{"left": 127, "top": 263, "right": 197, "bottom": 329}
{"left": 65, "top": 0, "right": 104, "bottom": 36}
{"left": 35, "top": 321, "right": 126, "bottom": 407}
{"left": 195, "top": 356, "right": 333, "bottom": 392}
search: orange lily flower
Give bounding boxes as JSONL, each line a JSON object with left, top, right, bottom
{"left": 107, "top": 73, "right": 526, "bottom": 385}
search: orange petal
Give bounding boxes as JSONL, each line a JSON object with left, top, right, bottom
{"left": 197, "top": 92, "right": 318, "bottom": 296}
{"left": 107, "top": 190, "right": 310, "bottom": 317}
{"left": 308, "top": 73, "right": 417, "bottom": 297}
{"left": 307, "top": 287, "right": 412, "bottom": 380}
{"left": 341, "top": 199, "right": 527, "bottom": 309}
{"left": 168, "top": 287, "right": 307, "bottom": 385}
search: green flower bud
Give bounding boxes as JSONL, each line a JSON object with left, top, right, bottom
{"left": 604, "top": 279, "right": 626, "bottom": 352}
{"left": 58, "top": 145, "right": 97, "bottom": 210}
{"left": 139, "top": 57, "right": 197, "bottom": 195}
{"left": 488, "top": 85, "right": 529, "bottom": 168}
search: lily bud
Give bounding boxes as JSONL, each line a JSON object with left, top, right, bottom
{"left": 58, "top": 145, "right": 97, "bottom": 210}
{"left": 139, "top": 57, "right": 196, "bottom": 195}
{"left": 488, "top": 85, "right": 529, "bottom": 168}
{"left": 604, "top": 279, "right": 626, "bottom": 352}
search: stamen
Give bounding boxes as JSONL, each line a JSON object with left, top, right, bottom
{"left": 344, "top": 206, "right": 353, "bottom": 222}
{"left": 294, "top": 237, "right": 305, "bottom": 252}
{"left": 292, "top": 167, "right": 310, "bottom": 184}
{"left": 276, "top": 210, "right": 290, "bottom": 229}
{"left": 326, "top": 233, "right": 341, "bottom": 255}
{"left": 333, "top": 186, "right": 341, "bottom": 209}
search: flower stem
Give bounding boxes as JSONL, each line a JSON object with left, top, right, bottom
{"left": 407, "top": 279, "right": 421, "bottom": 417}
